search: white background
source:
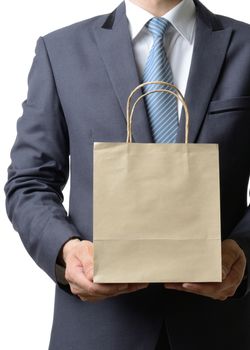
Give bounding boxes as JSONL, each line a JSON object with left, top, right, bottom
{"left": 0, "top": 1, "right": 249, "bottom": 349}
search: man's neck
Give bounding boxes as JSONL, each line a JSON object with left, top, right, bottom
{"left": 128, "top": 0, "right": 182, "bottom": 16}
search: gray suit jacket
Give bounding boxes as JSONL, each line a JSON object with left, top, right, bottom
{"left": 5, "top": 1, "right": 250, "bottom": 349}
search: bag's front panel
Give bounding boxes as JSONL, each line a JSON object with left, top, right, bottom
{"left": 93, "top": 142, "right": 221, "bottom": 283}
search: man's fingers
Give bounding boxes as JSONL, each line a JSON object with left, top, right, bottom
{"left": 221, "top": 239, "right": 242, "bottom": 279}
{"left": 71, "top": 281, "right": 148, "bottom": 300}
{"left": 71, "top": 267, "right": 129, "bottom": 296}
{"left": 164, "top": 268, "right": 241, "bottom": 299}
{"left": 164, "top": 240, "right": 247, "bottom": 301}
{"left": 165, "top": 282, "right": 222, "bottom": 296}
{"left": 77, "top": 294, "right": 107, "bottom": 302}
{"left": 165, "top": 279, "right": 233, "bottom": 298}
{"left": 63, "top": 239, "right": 149, "bottom": 302}
{"left": 70, "top": 263, "right": 147, "bottom": 297}
{"left": 224, "top": 253, "right": 246, "bottom": 288}
{"left": 182, "top": 282, "right": 220, "bottom": 294}
{"left": 164, "top": 283, "right": 185, "bottom": 291}
{"left": 164, "top": 282, "right": 229, "bottom": 300}
{"left": 81, "top": 257, "right": 94, "bottom": 281}
{"left": 66, "top": 254, "right": 144, "bottom": 297}
{"left": 86, "top": 282, "right": 149, "bottom": 297}
{"left": 222, "top": 253, "right": 235, "bottom": 280}
{"left": 124, "top": 283, "right": 149, "bottom": 293}
{"left": 76, "top": 287, "right": 146, "bottom": 303}
{"left": 64, "top": 239, "right": 150, "bottom": 300}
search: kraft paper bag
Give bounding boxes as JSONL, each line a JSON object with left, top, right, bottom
{"left": 93, "top": 81, "right": 221, "bottom": 283}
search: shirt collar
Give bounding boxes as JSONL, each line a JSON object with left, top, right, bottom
{"left": 125, "top": 0, "right": 196, "bottom": 43}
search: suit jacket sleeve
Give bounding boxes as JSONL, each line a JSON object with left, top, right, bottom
{"left": 4, "top": 36, "right": 81, "bottom": 284}
{"left": 229, "top": 210, "right": 250, "bottom": 297}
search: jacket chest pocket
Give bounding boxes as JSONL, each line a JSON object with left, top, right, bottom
{"left": 198, "top": 97, "right": 250, "bottom": 146}
{"left": 207, "top": 96, "right": 250, "bottom": 116}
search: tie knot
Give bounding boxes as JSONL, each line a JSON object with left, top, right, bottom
{"left": 146, "top": 17, "right": 170, "bottom": 39}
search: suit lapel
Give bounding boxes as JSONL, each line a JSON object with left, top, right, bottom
{"left": 176, "top": 1, "right": 233, "bottom": 143}
{"left": 94, "top": 1, "right": 233, "bottom": 144}
{"left": 94, "top": 2, "right": 153, "bottom": 143}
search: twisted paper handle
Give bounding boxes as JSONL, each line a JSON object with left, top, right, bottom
{"left": 126, "top": 81, "right": 189, "bottom": 144}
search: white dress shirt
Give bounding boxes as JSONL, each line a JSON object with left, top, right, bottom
{"left": 125, "top": 0, "right": 196, "bottom": 119}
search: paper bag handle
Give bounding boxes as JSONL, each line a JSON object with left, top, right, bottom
{"left": 126, "top": 81, "right": 189, "bottom": 144}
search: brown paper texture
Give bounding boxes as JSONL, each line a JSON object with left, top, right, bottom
{"left": 93, "top": 142, "right": 221, "bottom": 283}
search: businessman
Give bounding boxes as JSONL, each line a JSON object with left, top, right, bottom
{"left": 5, "top": 0, "right": 250, "bottom": 349}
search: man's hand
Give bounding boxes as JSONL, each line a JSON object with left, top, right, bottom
{"left": 61, "top": 239, "right": 149, "bottom": 302}
{"left": 164, "top": 239, "right": 247, "bottom": 300}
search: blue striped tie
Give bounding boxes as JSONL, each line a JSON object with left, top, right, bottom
{"left": 143, "top": 17, "right": 178, "bottom": 143}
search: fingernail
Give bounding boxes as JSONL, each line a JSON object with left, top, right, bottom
{"left": 137, "top": 283, "right": 149, "bottom": 289}
{"left": 183, "top": 283, "right": 195, "bottom": 289}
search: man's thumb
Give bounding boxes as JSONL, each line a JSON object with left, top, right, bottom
{"left": 222, "top": 240, "right": 240, "bottom": 280}
{"left": 78, "top": 241, "right": 94, "bottom": 281}
{"left": 82, "top": 258, "right": 94, "bottom": 281}
{"left": 222, "top": 263, "right": 231, "bottom": 280}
